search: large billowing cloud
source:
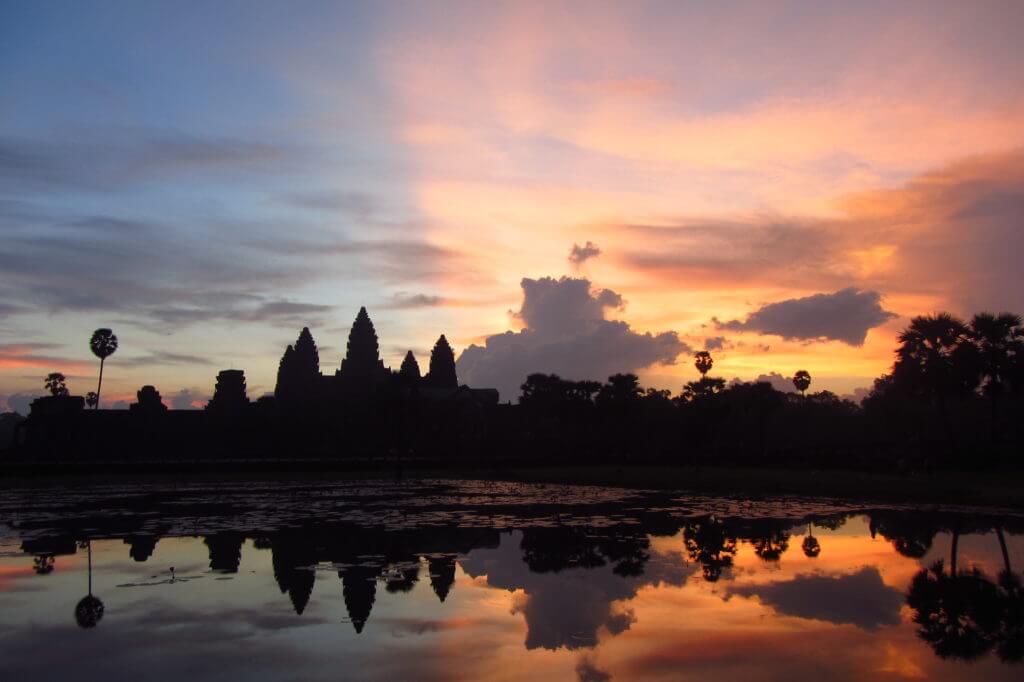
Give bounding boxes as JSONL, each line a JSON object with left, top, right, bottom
{"left": 456, "top": 277, "right": 688, "bottom": 400}
{"left": 459, "top": 530, "right": 692, "bottom": 651}
{"left": 717, "top": 288, "right": 895, "bottom": 345}
{"left": 170, "top": 388, "right": 208, "bottom": 410}
{"left": 1, "top": 393, "right": 36, "bottom": 414}
{"left": 739, "top": 372, "right": 797, "bottom": 394}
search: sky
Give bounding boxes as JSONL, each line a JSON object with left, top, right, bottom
{"left": 2, "top": 0, "right": 1024, "bottom": 408}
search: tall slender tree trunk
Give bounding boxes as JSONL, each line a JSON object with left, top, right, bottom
{"left": 95, "top": 357, "right": 105, "bottom": 409}
{"left": 936, "top": 392, "right": 958, "bottom": 460}
{"left": 990, "top": 391, "right": 1000, "bottom": 450}
{"left": 950, "top": 530, "right": 959, "bottom": 575}
{"left": 996, "top": 526, "right": 1011, "bottom": 575}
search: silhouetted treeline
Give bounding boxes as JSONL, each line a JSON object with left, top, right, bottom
{"left": 504, "top": 311, "right": 1024, "bottom": 470}
{"left": 5, "top": 310, "right": 1023, "bottom": 471}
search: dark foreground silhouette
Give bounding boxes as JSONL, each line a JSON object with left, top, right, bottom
{"left": 4, "top": 309, "right": 1023, "bottom": 475}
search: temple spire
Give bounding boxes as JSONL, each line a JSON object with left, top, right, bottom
{"left": 399, "top": 350, "right": 421, "bottom": 385}
{"left": 425, "top": 334, "right": 458, "bottom": 389}
{"left": 294, "top": 327, "right": 320, "bottom": 373}
{"left": 338, "top": 307, "right": 387, "bottom": 380}
{"left": 276, "top": 327, "right": 322, "bottom": 402}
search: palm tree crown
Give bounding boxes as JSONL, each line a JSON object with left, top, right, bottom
{"left": 792, "top": 370, "right": 811, "bottom": 395}
{"left": 970, "top": 312, "right": 1023, "bottom": 396}
{"left": 694, "top": 351, "right": 713, "bottom": 377}
{"left": 89, "top": 328, "right": 118, "bottom": 359}
{"left": 969, "top": 312, "right": 1024, "bottom": 444}
{"left": 894, "top": 313, "right": 977, "bottom": 396}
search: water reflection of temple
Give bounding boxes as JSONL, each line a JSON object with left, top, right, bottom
{"left": 11, "top": 502, "right": 1024, "bottom": 663}
{"left": 258, "top": 526, "right": 504, "bottom": 631}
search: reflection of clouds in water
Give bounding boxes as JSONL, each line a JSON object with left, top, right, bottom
{"left": 3, "top": 481, "right": 1024, "bottom": 681}
{"left": 0, "top": 598, "right": 331, "bottom": 680}
{"left": 376, "top": 616, "right": 487, "bottom": 638}
{"left": 460, "top": 530, "right": 695, "bottom": 650}
{"left": 576, "top": 653, "right": 613, "bottom": 682}
{"left": 135, "top": 601, "right": 330, "bottom": 631}
{"left": 727, "top": 566, "right": 903, "bottom": 630}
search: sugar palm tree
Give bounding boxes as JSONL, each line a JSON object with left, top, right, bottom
{"left": 895, "top": 313, "right": 974, "bottom": 390}
{"left": 694, "top": 351, "right": 713, "bottom": 377}
{"left": 969, "top": 312, "right": 1024, "bottom": 446}
{"left": 792, "top": 370, "right": 811, "bottom": 396}
{"left": 89, "top": 328, "right": 118, "bottom": 409}
{"left": 894, "top": 313, "right": 977, "bottom": 456}
{"left": 801, "top": 522, "right": 820, "bottom": 558}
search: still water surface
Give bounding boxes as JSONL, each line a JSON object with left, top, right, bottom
{"left": 1, "top": 478, "right": 1022, "bottom": 681}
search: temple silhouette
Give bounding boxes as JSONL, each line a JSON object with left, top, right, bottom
{"left": 274, "top": 307, "right": 483, "bottom": 405}
{"left": 10, "top": 307, "right": 501, "bottom": 461}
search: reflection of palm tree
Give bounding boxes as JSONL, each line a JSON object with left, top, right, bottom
{"left": 33, "top": 554, "right": 55, "bottom": 574}
{"left": 996, "top": 569, "right": 1024, "bottom": 662}
{"left": 684, "top": 516, "right": 737, "bottom": 581}
{"left": 906, "top": 560, "right": 1000, "bottom": 661}
{"left": 907, "top": 525, "right": 1024, "bottom": 666}
{"left": 994, "top": 526, "right": 1024, "bottom": 662}
{"left": 752, "top": 530, "right": 790, "bottom": 562}
{"left": 996, "top": 527, "right": 1012, "bottom": 575}
{"left": 88, "top": 328, "right": 119, "bottom": 409}
{"left": 801, "top": 523, "right": 820, "bottom": 558}
{"left": 869, "top": 513, "right": 937, "bottom": 559}
{"left": 792, "top": 370, "right": 811, "bottom": 396}
{"left": 75, "top": 540, "right": 105, "bottom": 628}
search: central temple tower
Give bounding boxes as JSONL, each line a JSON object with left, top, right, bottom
{"left": 337, "top": 307, "right": 389, "bottom": 382}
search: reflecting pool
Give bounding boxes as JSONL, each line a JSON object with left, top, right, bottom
{"left": 1, "top": 478, "right": 1022, "bottom": 680}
